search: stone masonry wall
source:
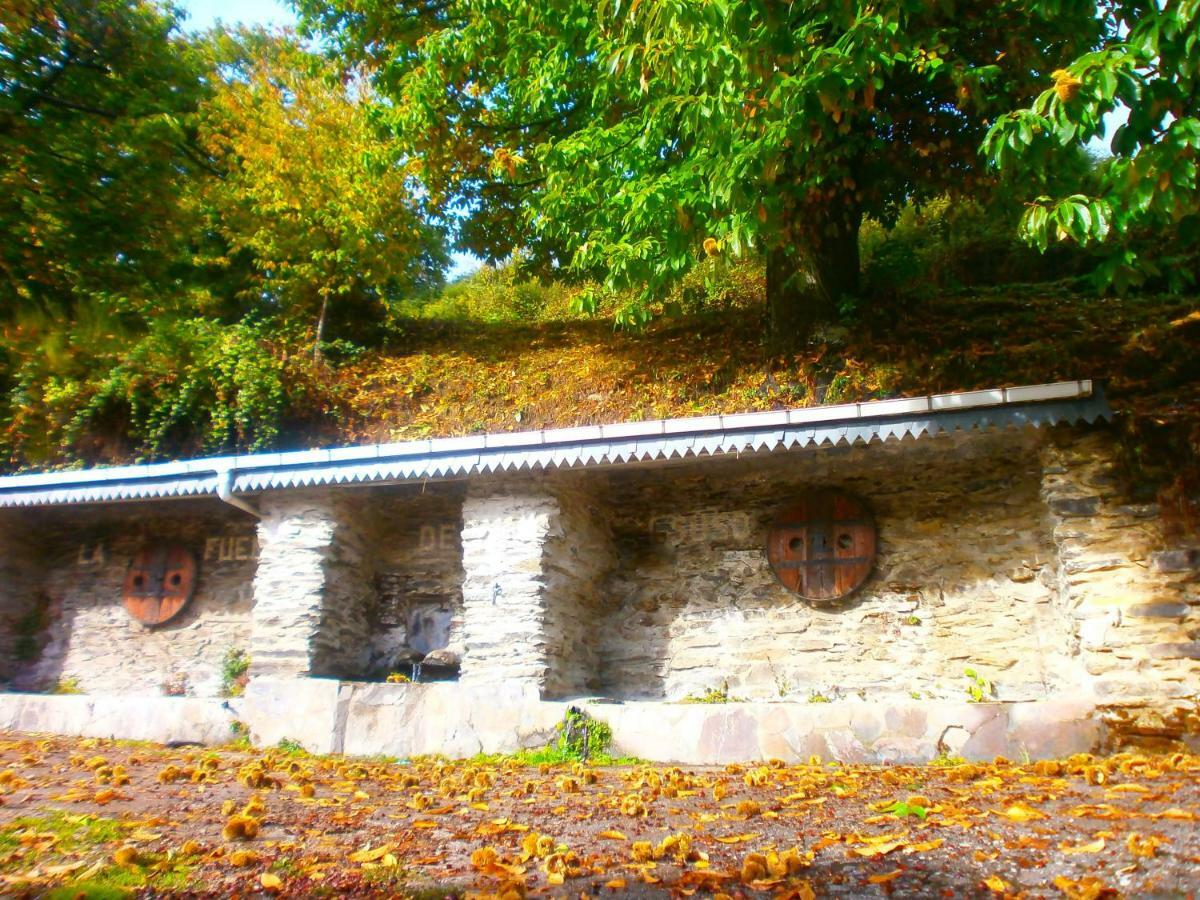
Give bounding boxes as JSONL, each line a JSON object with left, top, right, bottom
{"left": 458, "top": 487, "right": 559, "bottom": 687}
{"left": 6, "top": 501, "right": 257, "bottom": 697}
{"left": 0, "top": 513, "right": 40, "bottom": 685}
{"left": 541, "top": 482, "right": 618, "bottom": 697}
{"left": 1041, "top": 428, "right": 1200, "bottom": 716}
{"left": 251, "top": 491, "right": 374, "bottom": 679}
{"left": 597, "top": 430, "right": 1076, "bottom": 702}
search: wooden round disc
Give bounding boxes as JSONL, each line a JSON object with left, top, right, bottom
{"left": 123, "top": 545, "right": 197, "bottom": 626}
{"left": 767, "top": 491, "right": 876, "bottom": 602}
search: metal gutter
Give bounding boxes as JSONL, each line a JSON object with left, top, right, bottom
{"left": 0, "top": 380, "right": 1110, "bottom": 509}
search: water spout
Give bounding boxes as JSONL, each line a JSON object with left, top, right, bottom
{"left": 411, "top": 660, "right": 423, "bottom": 683}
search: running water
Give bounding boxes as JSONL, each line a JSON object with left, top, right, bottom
{"left": 411, "top": 660, "right": 423, "bottom": 683}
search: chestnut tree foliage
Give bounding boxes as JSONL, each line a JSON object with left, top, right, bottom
{"left": 0, "top": 0, "right": 208, "bottom": 316}
{"left": 298, "top": 0, "right": 1100, "bottom": 334}
{"left": 986, "top": 0, "right": 1200, "bottom": 292}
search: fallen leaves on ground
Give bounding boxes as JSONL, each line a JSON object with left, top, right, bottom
{"left": 0, "top": 734, "right": 1199, "bottom": 897}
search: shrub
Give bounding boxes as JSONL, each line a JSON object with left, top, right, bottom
{"left": 410, "top": 263, "right": 578, "bottom": 324}
{"left": 680, "top": 682, "right": 743, "bottom": 704}
{"left": 555, "top": 707, "right": 614, "bottom": 762}
{"left": 2, "top": 315, "right": 299, "bottom": 468}
{"left": 860, "top": 195, "right": 1085, "bottom": 301}
{"left": 221, "top": 649, "right": 251, "bottom": 698}
{"left": 52, "top": 677, "right": 83, "bottom": 695}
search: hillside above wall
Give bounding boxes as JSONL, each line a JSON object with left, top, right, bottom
{"left": 328, "top": 286, "right": 1199, "bottom": 499}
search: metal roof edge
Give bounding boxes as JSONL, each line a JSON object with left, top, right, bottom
{"left": 0, "top": 381, "right": 1109, "bottom": 508}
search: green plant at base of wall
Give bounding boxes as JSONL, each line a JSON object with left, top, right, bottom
{"left": 680, "top": 681, "right": 743, "bottom": 704}
{"left": 275, "top": 738, "right": 307, "bottom": 756}
{"left": 964, "top": 668, "right": 996, "bottom": 703}
{"left": 51, "top": 677, "right": 82, "bottom": 695}
{"left": 554, "top": 707, "right": 612, "bottom": 762}
{"left": 467, "top": 708, "right": 638, "bottom": 766}
{"left": 929, "top": 753, "right": 968, "bottom": 767}
{"left": 220, "top": 649, "right": 251, "bottom": 698}
{"left": 227, "top": 720, "right": 252, "bottom": 751}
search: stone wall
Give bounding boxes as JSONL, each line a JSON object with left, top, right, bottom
{"left": 6, "top": 501, "right": 257, "bottom": 697}
{"left": 596, "top": 430, "right": 1075, "bottom": 703}
{"left": 1, "top": 419, "right": 1195, "bottom": 745}
{"left": 251, "top": 491, "right": 374, "bottom": 679}
{"left": 459, "top": 487, "right": 559, "bottom": 687}
{"left": 458, "top": 482, "right": 617, "bottom": 696}
{"left": 541, "top": 482, "right": 617, "bottom": 697}
{"left": 0, "top": 513, "right": 39, "bottom": 685}
{"left": 1041, "top": 429, "right": 1200, "bottom": 724}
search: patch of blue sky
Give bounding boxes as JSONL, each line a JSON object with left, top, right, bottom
{"left": 175, "top": 0, "right": 296, "bottom": 32}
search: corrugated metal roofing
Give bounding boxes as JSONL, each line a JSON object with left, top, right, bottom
{"left": 0, "top": 380, "right": 1110, "bottom": 509}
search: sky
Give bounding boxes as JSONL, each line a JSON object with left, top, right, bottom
{"left": 176, "top": 0, "right": 296, "bottom": 32}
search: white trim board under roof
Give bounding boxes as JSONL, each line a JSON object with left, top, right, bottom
{"left": 0, "top": 380, "right": 1111, "bottom": 509}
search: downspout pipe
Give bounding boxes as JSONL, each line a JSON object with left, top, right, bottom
{"left": 215, "top": 466, "right": 261, "bottom": 519}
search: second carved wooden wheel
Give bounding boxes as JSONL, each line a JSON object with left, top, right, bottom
{"left": 766, "top": 491, "right": 876, "bottom": 602}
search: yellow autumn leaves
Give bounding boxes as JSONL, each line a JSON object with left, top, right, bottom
{"left": 4, "top": 734, "right": 1200, "bottom": 898}
{"left": 1052, "top": 69, "right": 1083, "bottom": 102}
{"left": 470, "top": 836, "right": 587, "bottom": 887}
{"left": 491, "top": 148, "right": 527, "bottom": 180}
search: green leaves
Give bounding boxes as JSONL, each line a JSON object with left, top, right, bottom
{"left": 298, "top": 0, "right": 1100, "bottom": 326}
{"left": 880, "top": 800, "right": 928, "bottom": 820}
{"left": 986, "top": 0, "right": 1200, "bottom": 291}
{"left": 0, "top": 0, "right": 210, "bottom": 317}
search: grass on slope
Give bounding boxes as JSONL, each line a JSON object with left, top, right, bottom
{"left": 333, "top": 284, "right": 1199, "bottom": 495}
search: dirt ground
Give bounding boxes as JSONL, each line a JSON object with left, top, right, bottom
{"left": 1, "top": 732, "right": 1199, "bottom": 899}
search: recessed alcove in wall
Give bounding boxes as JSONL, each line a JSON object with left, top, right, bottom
{"left": 592, "top": 429, "right": 1072, "bottom": 703}
{"left": 362, "top": 483, "right": 466, "bottom": 681}
{"left": 1, "top": 498, "right": 258, "bottom": 697}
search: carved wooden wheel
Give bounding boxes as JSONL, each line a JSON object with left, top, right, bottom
{"left": 767, "top": 491, "right": 876, "bottom": 602}
{"left": 123, "top": 545, "right": 197, "bottom": 626}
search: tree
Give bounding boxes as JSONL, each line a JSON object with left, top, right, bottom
{"left": 298, "top": 0, "right": 1099, "bottom": 338}
{"left": 0, "top": 0, "right": 209, "bottom": 316}
{"left": 194, "top": 31, "right": 447, "bottom": 361}
{"left": 984, "top": 0, "right": 1200, "bottom": 292}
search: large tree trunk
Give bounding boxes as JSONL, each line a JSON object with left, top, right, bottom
{"left": 767, "top": 207, "right": 862, "bottom": 347}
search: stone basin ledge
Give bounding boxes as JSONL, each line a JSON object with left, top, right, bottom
{"left": 7, "top": 684, "right": 1183, "bottom": 764}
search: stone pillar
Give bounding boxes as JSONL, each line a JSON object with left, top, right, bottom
{"left": 543, "top": 484, "right": 617, "bottom": 697}
{"left": 250, "top": 492, "right": 376, "bottom": 679}
{"left": 1041, "top": 429, "right": 1200, "bottom": 707}
{"left": 459, "top": 482, "right": 615, "bottom": 697}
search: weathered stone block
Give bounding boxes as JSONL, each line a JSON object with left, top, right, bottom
{"left": 1147, "top": 642, "right": 1200, "bottom": 660}
{"left": 238, "top": 676, "right": 346, "bottom": 754}
{"left": 1126, "top": 602, "right": 1190, "bottom": 619}
{"left": 340, "top": 681, "right": 559, "bottom": 758}
{"left": 1151, "top": 550, "right": 1200, "bottom": 573}
{"left": 1048, "top": 496, "right": 1101, "bottom": 517}
{"left": 0, "top": 692, "right": 233, "bottom": 745}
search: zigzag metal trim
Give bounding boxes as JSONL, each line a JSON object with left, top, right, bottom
{"left": 0, "top": 392, "right": 1111, "bottom": 508}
